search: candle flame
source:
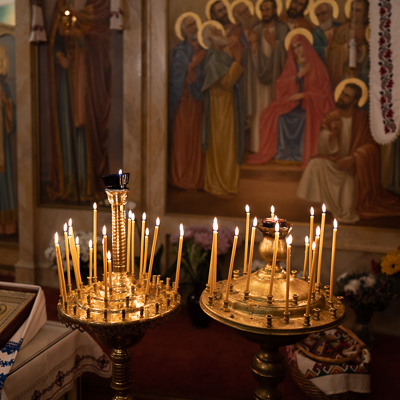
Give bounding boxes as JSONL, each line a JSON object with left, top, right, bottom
{"left": 235, "top": 226, "right": 239, "bottom": 236}
{"left": 316, "top": 226, "right": 321, "bottom": 236}
{"left": 54, "top": 232, "right": 59, "bottom": 244}
{"left": 119, "top": 169, "right": 122, "bottom": 175}
{"left": 132, "top": 212, "right": 135, "bottom": 222}
{"left": 76, "top": 236, "right": 80, "bottom": 246}
{"left": 180, "top": 223, "right": 184, "bottom": 237}
{"left": 68, "top": 218, "right": 73, "bottom": 227}
{"left": 253, "top": 217, "right": 257, "bottom": 227}
{"left": 245, "top": 204, "right": 250, "bottom": 213}
{"left": 142, "top": 212, "right": 146, "bottom": 221}
{"left": 145, "top": 227, "right": 149, "bottom": 236}
{"left": 64, "top": 9, "right": 70, "bottom": 16}
{"left": 107, "top": 250, "right": 111, "bottom": 261}
{"left": 213, "top": 217, "right": 218, "bottom": 231}
{"left": 310, "top": 207, "right": 314, "bottom": 216}
{"left": 89, "top": 239, "right": 93, "bottom": 248}
{"left": 68, "top": 226, "right": 72, "bottom": 237}
{"left": 334, "top": 219, "right": 338, "bottom": 229}
{"left": 312, "top": 241, "right": 316, "bottom": 250}
{"left": 322, "top": 203, "right": 326, "bottom": 213}
{"left": 102, "top": 225, "right": 107, "bottom": 236}
{"left": 274, "top": 215, "right": 278, "bottom": 222}
{"left": 156, "top": 217, "right": 160, "bottom": 226}
{"left": 63, "top": 223, "right": 67, "bottom": 232}
{"left": 305, "top": 236, "right": 309, "bottom": 245}
{"left": 275, "top": 222, "right": 279, "bottom": 232}
{"left": 286, "top": 235, "right": 292, "bottom": 246}
{"left": 93, "top": 202, "right": 97, "bottom": 210}
{"left": 271, "top": 205, "right": 275, "bottom": 214}
{"left": 128, "top": 210, "right": 132, "bottom": 218}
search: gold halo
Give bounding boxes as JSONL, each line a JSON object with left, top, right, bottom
{"left": 198, "top": 20, "right": 226, "bottom": 50}
{"left": 365, "top": 23, "right": 370, "bottom": 42}
{"left": 255, "top": 0, "right": 284, "bottom": 19}
{"left": 284, "top": 27, "right": 313, "bottom": 50}
{"left": 205, "top": 0, "right": 236, "bottom": 24}
{"left": 285, "top": 0, "right": 313, "bottom": 16}
{"left": 309, "top": 0, "right": 339, "bottom": 26}
{"left": 174, "top": 12, "right": 203, "bottom": 41}
{"left": 334, "top": 78, "right": 368, "bottom": 107}
{"left": 344, "top": 0, "right": 370, "bottom": 19}
{"left": 231, "top": 0, "right": 255, "bottom": 18}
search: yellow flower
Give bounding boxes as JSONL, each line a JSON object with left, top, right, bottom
{"left": 381, "top": 250, "right": 400, "bottom": 275}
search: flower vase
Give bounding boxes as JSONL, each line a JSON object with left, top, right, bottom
{"left": 352, "top": 308, "right": 375, "bottom": 349}
{"left": 187, "top": 283, "right": 210, "bottom": 328}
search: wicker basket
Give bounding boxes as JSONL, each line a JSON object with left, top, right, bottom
{"left": 289, "top": 325, "right": 367, "bottom": 400}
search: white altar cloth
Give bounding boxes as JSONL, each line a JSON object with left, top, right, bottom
{"left": 2, "top": 320, "right": 111, "bottom": 400}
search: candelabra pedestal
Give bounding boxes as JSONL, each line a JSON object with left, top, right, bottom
{"left": 200, "top": 217, "right": 345, "bottom": 400}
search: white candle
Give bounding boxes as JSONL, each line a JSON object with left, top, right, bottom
{"left": 245, "top": 218, "right": 257, "bottom": 293}
{"left": 174, "top": 224, "right": 184, "bottom": 293}
{"left": 329, "top": 219, "right": 338, "bottom": 303}
{"left": 244, "top": 205, "right": 250, "bottom": 274}
{"left": 317, "top": 204, "right": 326, "bottom": 285}
{"left": 93, "top": 203, "right": 97, "bottom": 280}
{"left": 268, "top": 222, "right": 280, "bottom": 297}
{"left": 285, "top": 235, "right": 292, "bottom": 314}
{"left": 225, "top": 227, "right": 239, "bottom": 301}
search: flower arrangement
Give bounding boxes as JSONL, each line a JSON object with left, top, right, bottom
{"left": 335, "top": 248, "right": 400, "bottom": 315}
{"left": 167, "top": 226, "right": 243, "bottom": 291}
{"left": 45, "top": 231, "right": 103, "bottom": 282}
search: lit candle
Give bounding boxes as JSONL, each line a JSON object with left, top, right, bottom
{"left": 89, "top": 239, "right": 93, "bottom": 281}
{"left": 212, "top": 218, "right": 218, "bottom": 292}
{"left": 329, "top": 219, "right": 338, "bottom": 303}
{"left": 268, "top": 222, "right": 280, "bottom": 297}
{"left": 285, "top": 235, "right": 292, "bottom": 314}
{"left": 306, "top": 227, "right": 320, "bottom": 316}
{"left": 75, "top": 236, "right": 82, "bottom": 289}
{"left": 146, "top": 217, "right": 160, "bottom": 294}
{"left": 244, "top": 205, "right": 250, "bottom": 274}
{"left": 308, "top": 207, "right": 314, "bottom": 279}
{"left": 140, "top": 213, "right": 146, "bottom": 276}
{"left": 54, "top": 233, "right": 66, "bottom": 300}
{"left": 63, "top": 223, "right": 71, "bottom": 291}
{"left": 127, "top": 210, "right": 132, "bottom": 273}
{"left": 245, "top": 217, "right": 257, "bottom": 293}
{"left": 271, "top": 205, "right": 275, "bottom": 218}
{"left": 68, "top": 226, "right": 78, "bottom": 289}
{"left": 208, "top": 219, "right": 217, "bottom": 292}
{"left": 93, "top": 203, "right": 97, "bottom": 280}
{"left": 225, "top": 227, "right": 239, "bottom": 301}
{"left": 131, "top": 213, "right": 135, "bottom": 277}
{"left": 302, "top": 236, "right": 309, "bottom": 280}
{"left": 102, "top": 226, "right": 107, "bottom": 285}
{"left": 317, "top": 204, "right": 326, "bottom": 285}
{"left": 143, "top": 228, "right": 149, "bottom": 276}
{"left": 174, "top": 224, "right": 184, "bottom": 293}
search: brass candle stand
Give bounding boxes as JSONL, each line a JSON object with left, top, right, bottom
{"left": 200, "top": 218, "right": 345, "bottom": 400}
{"left": 58, "top": 174, "right": 180, "bottom": 400}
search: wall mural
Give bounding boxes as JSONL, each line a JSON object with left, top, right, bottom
{"left": 0, "top": 0, "right": 16, "bottom": 237}
{"left": 39, "top": 0, "right": 123, "bottom": 206}
{"left": 166, "top": 0, "right": 400, "bottom": 227}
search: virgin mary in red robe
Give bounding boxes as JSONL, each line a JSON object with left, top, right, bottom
{"left": 247, "top": 34, "right": 335, "bottom": 169}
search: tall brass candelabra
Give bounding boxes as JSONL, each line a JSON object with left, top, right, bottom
{"left": 58, "top": 174, "right": 180, "bottom": 400}
{"left": 201, "top": 218, "right": 345, "bottom": 400}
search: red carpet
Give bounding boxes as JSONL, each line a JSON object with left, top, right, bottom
{"left": 40, "top": 286, "right": 399, "bottom": 400}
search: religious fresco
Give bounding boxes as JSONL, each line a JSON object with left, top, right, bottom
{"left": 0, "top": 0, "right": 17, "bottom": 237}
{"left": 38, "top": 0, "right": 123, "bottom": 206}
{"left": 166, "top": 0, "right": 400, "bottom": 227}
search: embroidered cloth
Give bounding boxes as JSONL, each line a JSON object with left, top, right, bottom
{"left": 286, "top": 327, "right": 371, "bottom": 395}
{"left": 370, "top": 0, "right": 400, "bottom": 144}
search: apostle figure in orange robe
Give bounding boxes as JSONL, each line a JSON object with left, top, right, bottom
{"left": 169, "top": 14, "right": 206, "bottom": 190}
{"left": 247, "top": 32, "right": 335, "bottom": 168}
{"left": 297, "top": 82, "right": 400, "bottom": 223}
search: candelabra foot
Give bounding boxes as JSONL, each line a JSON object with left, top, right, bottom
{"left": 236, "top": 330, "right": 307, "bottom": 400}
